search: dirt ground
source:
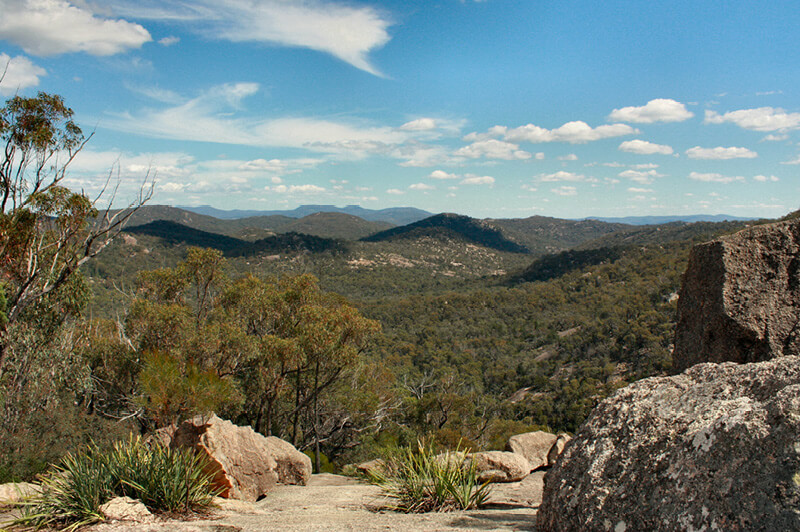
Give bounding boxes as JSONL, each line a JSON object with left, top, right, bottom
{"left": 1, "top": 472, "right": 543, "bottom": 531}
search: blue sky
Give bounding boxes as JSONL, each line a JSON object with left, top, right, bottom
{"left": 1, "top": 0, "right": 798, "bottom": 219}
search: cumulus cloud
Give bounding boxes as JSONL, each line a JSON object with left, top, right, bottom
{"left": 400, "top": 118, "right": 437, "bottom": 131}
{"left": 504, "top": 121, "right": 637, "bottom": 144}
{"left": 618, "top": 169, "right": 663, "bottom": 185}
{"left": 158, "top": 36, "right": 179, "bottom": 46}
{"left": 0, "top": 0, "right": 151, "bottom": 56}
{"left": 460, "top": 175, "right": 494, "bottom": 185}
{"left": 110, "top": 0, "right": 391, "bottom": 75}
{"left": 618, "top": 139, "right": 674, "bottom": 155}
{"left": 409, "top": 183, "right": 434, "bottom": 191}
{"left": 608, "top": 99, "right": 694, "bottom": 123}
{"left": 429, "top": 170, "right": 459, "bottom": 180}
{"left": 0, "top": 53, "right": 46, "bottom": 95}
{"left": 685, "top": 146, "right": 758, "bottom": 160}
{"left": 781, "top": 155, "right": 800, "bottom": 165}
{"left": 704, "top": 107, "right": 800, "bottom": 131}
{"left": 551, "top": 186, "right": 577, "bottom": 196}
{"left": 627, "top": 187, "right": 653, "bottom": 193}
{"left": 270, "top": 184, "right": 326, "bottom": 194}
{"left": 386, "top": 188, "right": 405, "bottom": 195}
{"left": 538, "top": 171, "right": 586, "bottom": 182}
{"left": 454, "top": 139, "right": 531, "bottom": 160}
{"left": 753, "top": 175, "right": 779, "bottom": 182}
{"left": 688, "top": 172, "right": 745, "bottom": 184}
{"left": 558, "top": 154, "right": 578, "bottom": 161}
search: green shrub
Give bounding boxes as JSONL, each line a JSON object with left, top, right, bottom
{"left": 368, "top": 440, "right": 491, "bottom": 512}
{"left": 13, "top": 436, "right": 218, "bottom": 530}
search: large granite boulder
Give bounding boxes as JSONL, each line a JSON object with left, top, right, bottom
{"left": 468, "top": 451, "right": 531, "bottom": 483}
{"left": 673, "top": 218, "right": 800, "bottom": 372}
{"left": 505, "top": 431, "right": 557, "bottom": 471}
{"left": 170, "top": 415, "right": 311, "bottom": 501}
{"left": 538, "top": 356, "right": 800, "bottom": 531}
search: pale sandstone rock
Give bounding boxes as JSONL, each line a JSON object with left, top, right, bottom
{"left": 538, "top": 356, "right": 800, "bottom": 531}
{"left": 505, "top": 430, "right": 557, "bottom": 471}
{"left": 546, "top": 433, "right": 571, "bottom": 467}
{"left": 170, "top": 415, "right": 309, "bottom": 501}
{"left": 674, "top": 218, "right": 800, "bottom": 371}
{"left": 468, "top": 451, "right": 531, "bottom": 483}
{"left": 0, "top": 482, "right": 39, "bottom": 505}
{"left": 99, "top": 496, "right": 152, "bottom": 521}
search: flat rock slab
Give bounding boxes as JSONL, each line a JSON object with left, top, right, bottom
{"left": 84, "top": 473, "right": 540, "bottom": 532}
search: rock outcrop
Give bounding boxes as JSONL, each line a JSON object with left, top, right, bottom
{"left": 505, "top": 431, "right": 558, "bottom": 471}
{"left": 469, "top": 451, "right": 531, "bottom": 483}
{"left": 0, "top": 482, "right": 39, "bottom": 505}
{"left": 170, "top": 415, "right": 311, "bottom": 501}
{"left": 99, "top": 496, "right": 152, "bottom": 521}
{"left": 546, "top": 433, "right": 571, "bottom": 467}
{"left": 537, "top": 356, "right": 800, "bottom": 531}
{"left": 673, "top": 218, "right": 800, "bottom": 371}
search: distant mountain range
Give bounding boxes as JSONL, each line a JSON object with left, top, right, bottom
{"left": 583, "top": 214, "right": 754, "bottom": 225}
{"left": 180, "top": 204, "right": 433, "bottom": 226}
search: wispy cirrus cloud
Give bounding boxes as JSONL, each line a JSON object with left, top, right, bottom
{"left": 109, "top": 0, "right": 392, "bottom": 75}
{"left": 0, "top": 0, "right": 151, "bottom": 56}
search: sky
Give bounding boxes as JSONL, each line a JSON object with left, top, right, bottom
{"left": 0, "top": 0, "right": 798, "bottom": 219}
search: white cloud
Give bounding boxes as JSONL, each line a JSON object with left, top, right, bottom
{"left": 0, "top": 0, "right": 151, "bottom": 56}
{"left": 558, "top": 153, "right": 578, "bottom": 161}
{"left": 619, "top": 169, "right": 663, "bottom": 184}
{"left": 460, "top": 175, "right": 494, "bottom": 185}
{"left": 534, "top": 152, "right": 545, "bottom": 160}
{"left": 270, "top": 184, "right": 326, "bottom": 194}
{"left": 238, "top": 158, "right": 287, "bottom": 172}
{"left": 551, "top": 186, "right": 577, "bottom": 196}
{"left": 400, "top": 118, "right": 437, "bottom": 131}
{"left": 627, "top": 187, "right": 653, "bottom": 193}
{"left": 409, "top": 183, "right": 434, "bottom": 191}
{"left": 704, "top": 107, "right": 800, "bottom": 132}
{"left": 429, "top": 170, "right": 459, "bottom": 180}
{"left": 753, "top": 175, "right": 779, "bottom": 182}
{"left": 0, "top": 53, "right": 46, "bottom": 95}
{"left": 782, "top": 155, "right": 800, "bottom": 165}
{"left": 111, "top": 0, "right": 391, "bottom": 75}
{"left": 538, "top": 171, "right": 586, "bottom": 182}
{"left": 688, "top": 172, "right": 745, "bottom": 184}
{"left": 504, "top": 121, "right": 637, "bottom": 144}
{"left": 454, "top": 139, "right": 531, "bottom": 160}
{"left": 106, "top": 83, "right": 408, "bottom": 155}
{"left": 762, "top": 134, "right": 788, "bottom": 142}
{"left": 158, "top": 36, "right": 179, "bottom": 46}
{"left": 618, "top": 139, "right": 674, "bottom": 155}
{"left": 386, "top": 188, "right": 405, "bottom": 195}
{"left": 608, "top": 98, "right": 694, "bottom": 123}
{"left": 685, "top": 146, "right": 758, "bottom": 160}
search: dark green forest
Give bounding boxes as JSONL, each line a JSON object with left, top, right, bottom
{"left": 0, "top": 91, "right": 766, "bottom": 483}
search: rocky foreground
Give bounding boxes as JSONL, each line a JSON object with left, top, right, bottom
{"left": 1, "top": 473, "right": 544, "bottom": 531}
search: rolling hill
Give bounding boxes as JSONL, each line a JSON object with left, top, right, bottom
{"left": 362, "top": 213, "right": 530, "bottom": 254}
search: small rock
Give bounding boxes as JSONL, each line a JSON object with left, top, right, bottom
{"left": 469, "top": 451, "right": 531, "bottom": 483}
{"left": 0, "top": 482, "right": 40, "bottom": 505}
{"left": 505, "top": 431, "right": 557, "bottom": 471}
{"left": 355, "top": 458, "right": 387, "bottom": 477}
{"left": 546, "top": 433, "right": 571, "bottom": 467}
{"left": 99, "top": 496, "right": 152, "bottom": 521}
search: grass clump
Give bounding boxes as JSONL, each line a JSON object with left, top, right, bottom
{"left": 369, "top": 440, "right": 491, "bottom": 513}
{"left": 12, "top": 436, "right": 218, "bottom": 530}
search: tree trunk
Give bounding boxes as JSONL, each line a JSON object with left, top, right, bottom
{"left": 313, "top": 359, "right": 321, "bottom": 474}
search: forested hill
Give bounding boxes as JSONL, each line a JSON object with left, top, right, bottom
{"left": 488, "top": 216, "right": 633, "bottom": 255}
{"left": 362, "top": 213, "right": 531, "bottom": 254}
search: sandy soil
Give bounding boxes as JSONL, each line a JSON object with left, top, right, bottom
{"left": 2, "top": 472, "right": 543, "bottom": 532}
